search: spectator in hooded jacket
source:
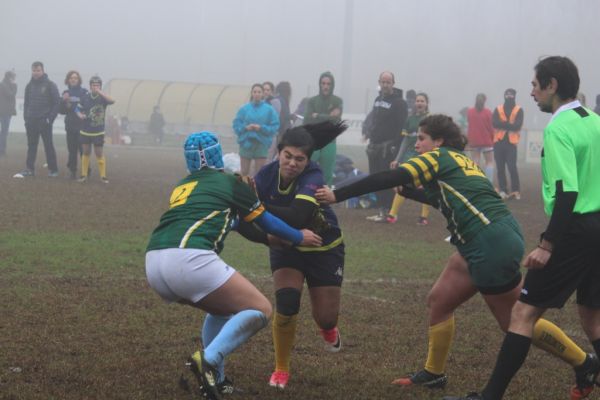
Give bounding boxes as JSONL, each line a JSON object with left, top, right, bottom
{"left": 0, "top": 70, "right": 17, "bottom": 157}
{"left": 14, "top": 61, "right": 60, "bottom": 178}
{"left": 363, "top": 71, "right": 408, "bottom": 221}
{"left": 304, "top": 71, "right": 343, "bottom": 185}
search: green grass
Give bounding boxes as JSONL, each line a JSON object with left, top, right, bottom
{"left": 0, "top": 232, "right": 145, "bottom": 277}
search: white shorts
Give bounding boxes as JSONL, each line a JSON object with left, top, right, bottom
{"left": 468, "top": 146, "right": 494, "bottom": 153}
{"left": 145, "top": 248, "right": 236, "bottom": 303}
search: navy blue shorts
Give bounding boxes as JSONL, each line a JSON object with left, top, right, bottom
{"left": 80, "top": 133, "right": 105, "bottom": 146}
{"left": 270, "top": 243, "right": 345, "bottom": 287}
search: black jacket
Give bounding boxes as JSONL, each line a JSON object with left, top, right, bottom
{"left": 369, "top": 88, "right": 407, "bottom": 144}
{"left": 24, "top": 74, "right": 59, "bottom": 121}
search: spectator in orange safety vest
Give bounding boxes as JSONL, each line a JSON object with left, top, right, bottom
{"left": 492, "top": 88, "right": 524, "bottom": 200}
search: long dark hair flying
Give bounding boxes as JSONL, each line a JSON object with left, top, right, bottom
{"left": 277, "top": 121, "right": 347, "bottom": 158}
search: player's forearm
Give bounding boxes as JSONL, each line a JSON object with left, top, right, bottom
{"left": 235, "top": 219, "right": 269, "bottom": 245}
{"left": 254, "top": 211, "right": 302, "bottom": 245}
{"left": 99, "top": 91, "right": 115, "bottom": 104}
{"left": 334, "top": 168, "right": 410, "bottom": 202}
{"left": 399, "top": 186, "right": 430, "bottom": 205}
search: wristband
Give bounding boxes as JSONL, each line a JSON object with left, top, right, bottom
{"left": 537, "top": 245, "right": 552, "bottom": 253}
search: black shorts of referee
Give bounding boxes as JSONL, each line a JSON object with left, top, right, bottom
{"left": 520, "top": 212, "right": 600, "bottom": 309}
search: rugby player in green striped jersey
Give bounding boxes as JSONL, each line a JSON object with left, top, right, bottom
{"left": 316, "top": 113, "right": 588, "bottom": 396}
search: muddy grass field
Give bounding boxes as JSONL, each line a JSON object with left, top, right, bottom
{"left": 0, "top": 137, "right": 591, "bottom": 399}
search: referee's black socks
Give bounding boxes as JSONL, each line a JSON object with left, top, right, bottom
{"left": 592, "top": 338, "right": 600, "bottom": 360}
{"left": 482, "top": 332, "right": 531, "bottom": 400}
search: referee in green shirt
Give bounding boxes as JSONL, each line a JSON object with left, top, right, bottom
{"left": 445, "top": 57, "right": 600, "bottom": 400}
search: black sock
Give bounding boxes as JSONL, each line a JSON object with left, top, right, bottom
{"left": 591, "top": 338, "right": 600, "bottom": 359}
{"left": 482, "top": 332, "right": 532, "bottom": 400}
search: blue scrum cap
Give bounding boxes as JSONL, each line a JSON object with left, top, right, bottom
{"left": 184, "top": 132, "right": 224, "bottom": 172}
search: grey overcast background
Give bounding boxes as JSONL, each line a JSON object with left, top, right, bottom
{"left": 2, "top": 0, "right": 599, "bottom": 129}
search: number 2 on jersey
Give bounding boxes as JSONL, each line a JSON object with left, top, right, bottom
{"left": 449, "top": 151, "right": 486, "bottom": 178}
{"left": 169, "top": 181, "right": 198, "bottom": 208}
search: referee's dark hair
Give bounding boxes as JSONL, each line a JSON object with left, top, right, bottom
{"left": 419, "top": 114, "right": 467, "bottom": 151}
{"left": 534, "top": 56, "right": 580, "bottom": 101}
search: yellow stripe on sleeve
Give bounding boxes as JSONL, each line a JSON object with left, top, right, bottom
{"left": 422, "top": 153, "right": 439, "bottom": 173}
{"left": 400, "top": 162, "right": 422, "bottom": 187}
{"left": 243, "top": 204, "right": 265, "bottom": 222}
{"left": 413, "top": 157, "right": 433, "bottom": 183}
{"left": 295, "top": 194, "right": 319, "bottom": 205}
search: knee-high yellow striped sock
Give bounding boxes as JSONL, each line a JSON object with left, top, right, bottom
{"left": 421, "top": 204, "right": 430, "bottom": 219}
{"left": 532, "top": 318, "right": 586, "bottom": 367}
{"left": 81, "top": 154, "right": 90, "bottom": 177}
{"left": 389, "top": 194, "right": 405, "bottom": 218}
{"left": 424, "top": 316, "right": 455, "bottom": 374}
{"left": 97, "top": 156, "right": 107, "bottom": 178}
{"left": 273, "top": 312, "right": 298, "bottom": 372}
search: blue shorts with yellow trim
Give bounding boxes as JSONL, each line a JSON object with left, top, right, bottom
{"left": 270, "top": 242, "right": 345, "bottom": 287}
{"left": 80, "top": 133, "right": 105, "bottom": 146}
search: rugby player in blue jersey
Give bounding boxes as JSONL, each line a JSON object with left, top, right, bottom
{"left": 246, "top": 121, "right": 346, "bottom": 389}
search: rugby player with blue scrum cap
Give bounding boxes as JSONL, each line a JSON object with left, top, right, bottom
{"left": 145, "top": 131, "right": 322, "bottom": 400}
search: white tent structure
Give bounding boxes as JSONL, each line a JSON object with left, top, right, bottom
{"left": 105, "top": 79, "right": 251, "bottom": 136}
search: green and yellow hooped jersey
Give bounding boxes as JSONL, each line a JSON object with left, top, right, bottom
{"left": 400, "top": 147, "right": 510, "bottom": 244}
{"left": 146, "top": 169, "right": 264, "bottom": 253}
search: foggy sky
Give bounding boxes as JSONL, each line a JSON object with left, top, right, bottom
{"left": 2, "top": 0, "right": 599, "bottom": 129}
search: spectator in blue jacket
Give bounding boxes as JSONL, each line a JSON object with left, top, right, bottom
{"left": 14, "top": 61, "right": 60, "bottom": 178}
{"left": 233, "top": 83, "right": 279, "bottom": 176}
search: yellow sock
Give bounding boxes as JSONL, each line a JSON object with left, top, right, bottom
{"left": 389, "top": 194, "right": 405, "bottom": 218}
{"left": 421, "top": 204, "right": 430, "bottom": 219}
{"left": 273, "top": 312, "right": 298, "bottom": 372}
{"left": 532, "top": 318, "right": 586, "bottom": 367}
{"left": 424, "top": 316, "right": 455, "bottom": 374}
{"left": 81, "top": 154, "right": 90, "bottom": 177}
{"left": 97, "top": 156, "right": 107, "bottom": 178}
